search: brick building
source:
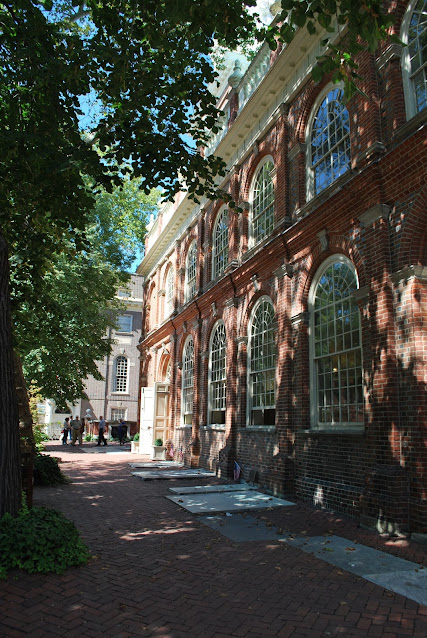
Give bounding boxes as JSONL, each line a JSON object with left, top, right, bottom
{"left": 137, "top": 0, "right": 426, "bottom": 535}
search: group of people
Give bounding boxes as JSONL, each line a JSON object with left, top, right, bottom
{"left": 61, "top": 415, "right": 127, "bottom": 446}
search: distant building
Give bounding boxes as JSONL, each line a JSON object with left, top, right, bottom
{"left": 137, "top": 0, "right": 426, "bottom": 536}
{"left": 42, "top": 274, "right": 143, "bottom": 440}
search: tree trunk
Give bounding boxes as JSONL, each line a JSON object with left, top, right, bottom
{"left": 0, "top": 234, "right": 21, "bottom": 518}
{"left": 14, "top": 351, "right": 35, "bottom": 509}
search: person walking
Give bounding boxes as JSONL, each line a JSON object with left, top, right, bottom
{"left": 97, "top": 416, "right": 108, "bottom": 446}
{"left": 70, "top": 416, "right": 82, "bottom": 446}
{"left": 62, "top": 417, "right": 70, "bottom": 445}
{"left": 118, "top": 419, "right": 126, "bottom": 446}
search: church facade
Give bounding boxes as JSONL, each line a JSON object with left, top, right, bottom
{"left": 137, "top": 0, "right": 427, "bottom": 535}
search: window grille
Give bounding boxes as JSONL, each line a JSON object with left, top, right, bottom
{"left": 111, "top": 408, "right": 126, "bottom": 421}
{"left": 182, "top": 337, "right": 194, "bottom": 423}
{"left": 252, "top": 161, "right": 275, "bottom": 246}
{"left": 209, "top": 322, "right": 226, "bottom": 424}
{"left": 212, "top": 208, "right": 229, "bottom": 279}
{"left": 310, "top": 88, "right": 350, "bottom": 196}
{"left": 249, "top": 299, "right": 276, "bottom": 425}
{"left": 312, "top": 260, "right": 363, "bottom": 426}
{"left": 114, "top": 356, "right": 128, "bottom": 393}
{"left": 166, "top": 268, "right": 174, "bottom": 316}
{"left": 185, "top": 242, "right": 197, "bottom": 301}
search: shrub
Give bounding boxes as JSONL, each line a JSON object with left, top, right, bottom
{"left": 154, "top": 438, "right": 163, "bottom": 446}
{"left": 0, "top": 505, "right": 91, "bottom": 579}
{"left": 133, "top": 432, "right": 139, "bottom": 441}
{"left": 33, "top": 454, "right": 70, "bottom": 486}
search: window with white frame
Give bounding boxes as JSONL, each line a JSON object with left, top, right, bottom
{"left": 185, "top": 242, "right": 197, "bottom": 302}
{"left": 116, "top": 314, "right": 133, "bottom": 333}
{"left": 401, "top": 0, "right": 427, "bottom": 118}
{"left": 209, "top": 322, "right": 227, "bottom": 425}
{"left": 111, "top": 408, "right": 126, "bottom": 421}
{"left": 251, "top": 160, "right": 275, "bottom": 246}
{"left": 113, "top": 356, "right": 128, "bottom": 393}
{"left": 165, "top": 267, "right": 174, "bottom": 317}
{"left": 248, "top": 297, "right": 276, "bottom": 426}
{"left": 310, "top": 257, "right": 363, "bottom": 428}
{"left": 212, "top": 208, "right": 229, "bottom": 279}
{"left": 182, "top": 336, "right": 194, "bottom": 424}
{"left": 308, "top": 86, "right": 351, "bottom": 198}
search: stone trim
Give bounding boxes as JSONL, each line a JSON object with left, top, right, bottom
{"left": 288, "top": 142, "right": 306, "bottom": 162}
{"left": 375, "top": 44, "right": 402, "bottom": 72}
{"left": 359, "top": 204, "right": 391, "bottom": 227}
{"left": 352, "top": 285, "right": 370, "bottom": 303}
{"left": 391, "top": 265, "right": 427, "bottom": 285}
{"left": 291, "top": 311, "right": 309, "bottom": 327}
{"left": 317, "top": 229, "right": 329, "bottom": 252}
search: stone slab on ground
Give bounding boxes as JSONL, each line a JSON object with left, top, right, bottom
{"left": 132, "top": 469, "right": 216, "bottom": 480}
{"left": 168, "top": 484, "right": 256, "bottom": 495}
{"left": 167, "top": 490, "right": 295, "bottom": 513}
{"left": 129, "top": 462, "right": 183, "bottom": 468}
{"left": 283, "top": 534, "right": 427, "bottom": 606}
{"left": 200, "top": 513, "right": 287, "bottom": 541}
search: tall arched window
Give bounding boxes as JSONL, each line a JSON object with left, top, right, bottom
{"left": 165, "top": 267, "right": 174, "bottom": 317}
{"left": 182, "top": 336, "right": 194, "bottom": 425}
{"left": 251, "top": 160, "right": 275, "bottom": 247}
{"left": 113, "top": 356, "right": 128, "bottom": 393}
{"left": 208, "top": 321, "right": 227, "bottom": 425}
{"left": 401, "top": 0, "right": 427, "bottom": 118}
{"left": 308, "top": 86, "right": 351, "bottom": 198}
{"left": 185, "top": 242, "right": 197, "bottom": 302}
{"left": 309, "top": 256, "right": 363, "bottom": 428}
{"left": 248, "top": 297, "right": 276, "bottom": 426}
{"left": 212, "top": 208, "right": 229, "bottom": 279}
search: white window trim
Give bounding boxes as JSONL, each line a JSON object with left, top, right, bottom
{"left": 401, "top": 0, "right": 427, "bottom": 120}
{"left": 305, "top": 81, "right": 351, "bottom": 202}
{"left": 185, "top": 241, "right": 197, "bottom": 302}
{"left": 212, "top": 207, "right": 229, "bottom": 280}
{"left": 181, "top": 335, "right": 194, "bottom": 425}
{"left": 248, "top": 155, "right": 275, "bottom": 249}
{"left": 208, "top": 320, "right": 227, "bottom": 426}
{"left": 308, "top": 254, "right": 363, "bottom": 430}
{"left": 113, "top": 356, "right": 129, "bottom": 394}
{"left": 246, "top": 295, "right": 277, "bottom": 427}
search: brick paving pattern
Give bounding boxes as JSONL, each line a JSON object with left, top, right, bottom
{"left": 0, "top": 441, "right": 426, "bottom": 638}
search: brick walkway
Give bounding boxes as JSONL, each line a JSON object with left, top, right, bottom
{"left": 0, "top": 441, "right": 426, "bottom": 638}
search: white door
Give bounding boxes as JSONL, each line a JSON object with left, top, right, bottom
{"left": 139, "top": 387, "right": 154, "bottom": 454}
{"left": 153, "top": 382, "right": 170, "bottom": 446}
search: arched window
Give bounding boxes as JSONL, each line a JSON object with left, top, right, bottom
{"left": 208, "top": 322, "right": 227, "bottom": 425}
{"left": 401, "top": 0, "right": 427, "bottom": 118}
{"left": 165, "top": 267, "right": 174, "bottom": 317}
{"left": 251, "top": 160, "right": 275, "bottom": 247}
{"left": 212, "top": 208, "right": 229, "bottom": 279}
{"left": 182, "top": 336, "right": 194, "bottom": 424}
{"left": 113, "top": 356, "right": 128, "bottom": 393}
{"left": 307, "top": 86, "right": 351, "bottom": 199}
{"left": 185, "top": 241, "right": 197, "bottom": 302}
{"left": 248, "top": 297, "right": 276, "bottom": 426}
{"left": 309, "top": 256, "right": 363, "bottom": 428}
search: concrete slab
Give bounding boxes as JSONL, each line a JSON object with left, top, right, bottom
{"left": 167, "top": 490, "right": 295, "bottom": 513}
{"left": 282, "top": 534, "right": 427, "bottom": 606}
{"left": 129, "top": 462, "right": 183, "bottom": 468}
{"left": 132, "top": 469, "right": 216, "bottom": 480}
{"left": 168, "top": 484, "right": 256, "bottom": 495}
{"left": 200, "top": 513, "right": 287, "bottom": 541}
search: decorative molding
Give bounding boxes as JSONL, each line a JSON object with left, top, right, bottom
{"left": 250, "top": 273, "right": 259, "bottom": 291}
{"left": 375, "top": 44, "right": 402, "bottom": 72}
{"left": 200, "top": 350, "right": 209, "bottom": 360}
{"left": 291, "top": 312, "right": 309, "bottom": 327}
{"left": 272, "top": 102, "right": 289, "bottom": 121}
{"left": 273, "top": 262, "right": 294, "bottom": 279}
{"left": 178, "top": 267, "right": 186, "bottom": 276}
{"left": 359, "top": 204, "right": 391, "bottom": 227}
{"left": 158, "top": 289, "right": 166, "bottom": 297}
{"left": 211, "top": 302, "right": 218, "bottom": 317}
{"left": 236, "top": 335, "right": 248, "bottom": 348}
{"left": 192, "top": 316, "right": 202, "bottom": 330}
{"left": 317, "top": 229, "right": 329, "bottom": 252}
{"left": 288, "top": 142, "right": 306, "bottom": 162}
{"left": 352, "top": 285, "right": 370, "bottom": 304}
{"left": 176, "top": 362, "right": 183, "bottom": 370}
{"left": 182, "top": 321, "right": 187, "bottom": 334}
{"left": 355, "top": 141, "right": 386, "bottom": 166}
{"left": 391, "top": 265, "right": 427, "bottom": 285}
{"left": 225, "top": 296, "right": 239, "bottom": 308}
{"left": 238, "top": 200, "right": 250, "bottom": 211}
{"left": 252, "top": 142, "right": 259, "bottom": 156}
{"left": 203, "top": 240, "right": 211, "bottom": 252}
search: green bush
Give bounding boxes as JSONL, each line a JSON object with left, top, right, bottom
{"left": 32, "top": 425, "right": 50, "bottom": 453}
{"left": 154, "top": 438, "right": 163, "bottom": 446}
{"left": 33, "top": 454, "right": 70, "bottom": 486}
{"left": 0, "top": 505, "right": 91, "bottom": 579}
{"left": 133, "top": 432, "right": 139, "bottom": 441}
{"left": 84, "top": 434, "right": 94, "bottom": 442}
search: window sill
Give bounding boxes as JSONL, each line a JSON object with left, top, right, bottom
{"left": 201, "top": 425, "right": 226, "bottom": 431}
{"left": 299, "top": 426, "right": 364, "bottom": 435}
{"left": 242, "top": 425, "right": 276, "bottom": 433}
{"left": 177, "top": 425, "right": 192, "bottom": 430}
{"left": 111, "top": 392, "right": 130, "bottom": 396}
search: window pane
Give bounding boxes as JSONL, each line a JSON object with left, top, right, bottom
{"left": 186, "top": 243, "right": 197, "bottom": 301}
{"left": 408, "top": 0, "right": 427, "bottom": 114}
{"left": 114, "top": 356, "right": 128, "bottom": 392}
{"left": 250, "top": 300, "right": 276, "bottom": 420}
{"left": 116, "top": 315, "right": 132, "bottom": 332}
{"left": 212, "top": 209, "right": 229, "bottom": 279}
{"left": 182, "top": 338, "right": 194, "bottom": 416}
{"left": 252, "top": 162, "right": 275, "bottom": 245}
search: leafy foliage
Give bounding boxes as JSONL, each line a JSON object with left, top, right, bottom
{"left": 33, "top": 454, "right": 70, "bottom": 486}
{"left": 0, "top": 504, "right": 90, "bottom": 580}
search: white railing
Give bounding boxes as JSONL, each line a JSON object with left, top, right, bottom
{"left": 238, "top": 45, "right": 271, "bottom": 111}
